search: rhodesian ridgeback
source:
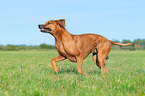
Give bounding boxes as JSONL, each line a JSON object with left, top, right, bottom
{"left": 38, "top": 19, "right": 134, "bottom": 75}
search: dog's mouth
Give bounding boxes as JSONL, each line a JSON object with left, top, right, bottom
{"left": 40, "top": 28, "right": 52, "bottom": 33}
{"left": 38, "top": 25, "right": 52, "bottom": 33}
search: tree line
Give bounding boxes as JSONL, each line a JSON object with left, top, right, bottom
{"left": 0, "top": 44, "right": 55, "bottom": 51}
{"left": 0, "top": 39, "right": 145, "bottom": 51}
{"left": 111, "top": 39, "right": 145, "bottom": 50}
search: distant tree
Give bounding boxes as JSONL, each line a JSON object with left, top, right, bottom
{"left": 17, "top": 45, "right": 32, "bottom": 50}
{"left": 134, "top": 44, "right": 140, "bottom": 49}
{"left": 133, "top": 39, "right": 145, "bottom": 49}
{"left": 0, "top": 45, "right": 4, "bottom": 50}
{"left": 40, "top": 44, "right": 55, "bottom": 49}
{"left": 133, "top": 39, "right": 142, "bottom": 46}
{"left": 4, "top": 45, "right": 17, "bottom": 51}
{"left": 40, "top": 44, "right": 49, "bottom": 49}
{"left": 143, "top": 39, "right": 145, "bottom": 49}
{"left": 32, "top": 46, "right": 41, "bottom": 50}
{"left": 121, "top": 40, "right": 132, "bottom": 43}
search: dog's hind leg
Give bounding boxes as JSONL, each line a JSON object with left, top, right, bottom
{"left": 92, "top": 45, "right": 109, "bottom": 69}
{"left": 92, "top": 46, "right": 101, "bottom": 68}
{"left": 51, "top": 55, "right": 66, "bottom": 73}
{"left": 97, "top": 42, "right": 111, "bottom": 73}
{"left": 92, "top": 52, "right": 101, "bottom": 68}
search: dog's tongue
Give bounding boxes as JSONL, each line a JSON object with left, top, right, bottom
{"left": 40, "top": 28, "right": 45, "bottom": 31}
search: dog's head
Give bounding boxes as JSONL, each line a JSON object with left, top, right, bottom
{"left": 38, "top": 19, "right": 65, "bottom": 34}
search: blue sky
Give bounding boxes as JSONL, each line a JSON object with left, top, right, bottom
{"left": 0, "top": 0, "right": 145, "bottom": 45}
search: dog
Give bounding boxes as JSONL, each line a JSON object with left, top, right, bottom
{"left": 38, "top": 19, "right": 134, "bottom": 75}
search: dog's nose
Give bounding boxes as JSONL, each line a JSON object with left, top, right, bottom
{"left": 38, "top": 25, "right": 41, "bottom": 29}
{"left": 38, "top": 25, "right": 43, "bottom": 29}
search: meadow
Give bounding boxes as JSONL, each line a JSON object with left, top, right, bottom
{"left": 0, "top": 50, "right": 144, "bottom": 96}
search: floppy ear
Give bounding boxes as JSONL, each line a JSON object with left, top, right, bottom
{"left": 56, "top": 19, "right": 65, "bottom": 27}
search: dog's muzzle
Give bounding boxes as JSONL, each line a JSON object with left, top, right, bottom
{"left": 38, "top": 25, "right": 52, "bottom": 32}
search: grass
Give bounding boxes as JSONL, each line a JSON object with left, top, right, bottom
{"left": 0, "top": 50, "right": 145, "bottom": 96}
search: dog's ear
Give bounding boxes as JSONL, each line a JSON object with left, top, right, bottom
{"left": 56, "top": 19, "right": 65, "bottom": 27}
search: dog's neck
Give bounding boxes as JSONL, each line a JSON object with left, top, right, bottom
{"left": 53, "top": 27, "right": 72, "bottom": 42}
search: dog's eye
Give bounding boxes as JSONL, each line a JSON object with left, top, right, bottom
{"left": 47, "top": 23, "right": 51, "bottom": 25}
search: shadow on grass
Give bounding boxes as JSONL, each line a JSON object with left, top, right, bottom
{"left": 87, "top": 69, "right": 101, "bottom": 74}
{"left": 58, "top": 67, "right": 78, "bottom": 74}
{"left": 56, "top": 67, "right": 101, "bottom": 75}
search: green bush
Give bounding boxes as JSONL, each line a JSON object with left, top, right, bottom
{"left": 0, "top": 45, "right": 4, "bottom": 50}
{"left": 4, "top": 45, "right": 17, "bottom": 51}
{"left": 129, "top": 47, "right": 136, "bottom": 51}
{"left": 40, "top": 44, "right": 55, "bottom": 49}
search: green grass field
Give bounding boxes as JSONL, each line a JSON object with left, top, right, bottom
{"left": 0, "top": 50, "right": 145, "bottom": 96}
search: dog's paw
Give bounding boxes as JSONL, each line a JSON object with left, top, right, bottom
{"left": 54, "top": 69, "right": 59, "bottom": 73}
{"left": 82, "top": 72, "right": 88, "bottom": 75}
{"left": 78, "top": 71, "right": 87, "bottom": 75}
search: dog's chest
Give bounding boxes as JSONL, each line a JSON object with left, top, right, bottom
{"left": 55, "top": 42, "right": 67, "bottom": 56}
{"left": 55, "top": 42, "right": 77, "bottom": 62}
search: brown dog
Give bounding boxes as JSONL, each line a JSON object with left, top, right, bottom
{"left": 38, "top": 19, "right": 134, "bottom": 74}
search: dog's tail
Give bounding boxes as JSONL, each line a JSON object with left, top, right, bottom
{"left": 109, "top": 40, "right": 134, "bottom": 46}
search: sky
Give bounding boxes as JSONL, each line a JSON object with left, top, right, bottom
{"left": 0, "top": 0, "right": 145, "bottom": 45}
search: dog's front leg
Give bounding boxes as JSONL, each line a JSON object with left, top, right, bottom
{"left": 51, "top": 55, "right": 66, "bottom": 73}
{"left": 76, "top": 54, "right": 87, "bottom": 75}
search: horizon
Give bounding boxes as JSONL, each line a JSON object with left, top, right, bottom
{"left": 0, "top": 38, "right": 144, "bottom": 46}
